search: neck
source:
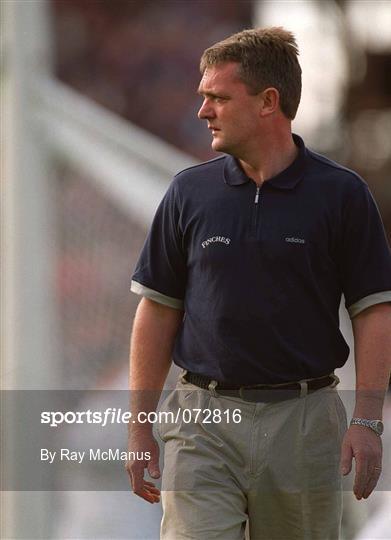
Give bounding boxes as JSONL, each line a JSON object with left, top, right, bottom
{"left": 238, "top": 131, "right": 298, "bottom": 186}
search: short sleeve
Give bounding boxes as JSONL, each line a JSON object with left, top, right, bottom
{"left": 130, "top": 181, "right": 187, "bottom": 309}
{"left": 338, "top": 181, "right": 391, "bottom": 317}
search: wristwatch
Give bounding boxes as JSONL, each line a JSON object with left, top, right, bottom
{"left": 350, "top": 418, "right": 384, "bottom": 436}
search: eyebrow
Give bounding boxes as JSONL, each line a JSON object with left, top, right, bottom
{"left": 197, "top": 89, "right": 230, "bottom": 99}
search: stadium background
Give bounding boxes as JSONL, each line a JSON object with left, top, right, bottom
{"left": 1, "top": 1, "right": 391, "bottom": 538}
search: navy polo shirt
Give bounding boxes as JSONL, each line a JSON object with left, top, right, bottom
{"left": 131, "top": 134, "right": 391, "bottom": 385}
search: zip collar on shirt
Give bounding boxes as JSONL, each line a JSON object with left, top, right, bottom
{"left": 223, "top": 133, "right": 307, "bottom": 190}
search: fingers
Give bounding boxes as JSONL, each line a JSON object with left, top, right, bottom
{"left": 353, "top": 454, "right": 382, "bottom": 500}
{"left": 361, "top": 466, "right": 382, "bottom": 499}
{"left": 125, "top": 462, "right": 161, "bottom": 504}
{"left": 144, "top": 480, "right": 160, "bottom": 491}
{"left": 136, "top": 480, "right": 161, "bottom": 504}
{"left": 353, "top": 452, "right": 369, "bottom": 499}
{"left": 147, "top": 454, "right": 161, "bottom": 479}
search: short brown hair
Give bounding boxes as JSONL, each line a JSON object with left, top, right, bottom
{"left": 200, "top": 27, "right": 302, "bottom": 119}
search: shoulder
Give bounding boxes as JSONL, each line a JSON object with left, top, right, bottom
{"left": 306, "top": 148, "right": 367, "bottom": 193}
{"left": 161, "top": 156, "right": 226, "bottom": 211}
{"left": 172, "top": 155, "right": 226, "bottom": 187}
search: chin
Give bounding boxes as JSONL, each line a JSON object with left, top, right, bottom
{"left": 211, "top": 139, "right": 227, "bottom": 153}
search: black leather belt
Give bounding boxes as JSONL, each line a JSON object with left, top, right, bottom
{"left": 184, "top": 371, "right": 336, "bottom": 402}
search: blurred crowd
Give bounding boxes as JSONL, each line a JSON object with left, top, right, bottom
{"left": 55, "top": 168, "right": 145, "bottom": 388}
{"left": 52, "top": 0, "right": 252, "bottom": 160}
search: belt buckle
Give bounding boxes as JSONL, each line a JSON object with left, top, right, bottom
{"left": 238, "top": 383, "right": 299, "bottom": 403}
{"left": 238, "top": 386, "right": 249, "bottom": 401}
{"left": 238, "top": 385, "right": 268, "bottom": 402}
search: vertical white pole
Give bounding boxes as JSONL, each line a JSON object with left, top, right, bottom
{"left": 1, "top": 1, "right": 59, "bottom": 537}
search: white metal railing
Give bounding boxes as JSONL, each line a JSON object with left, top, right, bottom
{"left": 34, "top": 77, "right": 197, "bottom": 223}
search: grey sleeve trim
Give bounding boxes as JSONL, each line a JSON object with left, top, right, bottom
{"left": 348, "top": 291, "right": 391, "bottom": 318}
{"left": 130, "top": 280, "right": 184, "bottom": 310}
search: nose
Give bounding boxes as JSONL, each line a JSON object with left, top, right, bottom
{"left": 198, "top": 98, "right": 215, "bottom": 120}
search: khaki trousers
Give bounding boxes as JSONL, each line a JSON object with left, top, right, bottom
{"left": 157, "top": 375, "right": 347, "bottom": 540}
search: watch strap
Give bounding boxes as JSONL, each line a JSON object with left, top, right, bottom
{"left": 350, "top": 417, "right": 383, "bottom": 436}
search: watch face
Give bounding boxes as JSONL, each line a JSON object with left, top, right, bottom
{"left": 374, "top": 420, "right": 384, "bottom": 435}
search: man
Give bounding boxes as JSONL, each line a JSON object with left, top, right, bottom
{"left": 126, "top": 27, "right": 391, "bottom": 539}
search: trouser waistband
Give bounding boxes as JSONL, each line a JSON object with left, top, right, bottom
{"left": 183, "top": 371, "right": 339, "bottom": 402}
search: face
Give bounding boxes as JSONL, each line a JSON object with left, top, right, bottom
{"left": 197, "top": 62, "right": 262, "bottom": 156}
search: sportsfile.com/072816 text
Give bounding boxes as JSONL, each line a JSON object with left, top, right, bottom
{"left": 40, "top": 407, "right": 243, "bottom": 427}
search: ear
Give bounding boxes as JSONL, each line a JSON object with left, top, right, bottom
{"left": 259, "top": 87, "right": 280, "bottom": 116}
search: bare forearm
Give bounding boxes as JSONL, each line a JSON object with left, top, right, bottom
{"left": 129, "top": 297, "right": 184, "bottom": 430}
{"left": 352, "top": 303, "right": 391, "bottom": 419}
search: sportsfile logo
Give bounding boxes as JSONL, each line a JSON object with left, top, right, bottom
{"left": 285, "top": 237, "right": 306, "bottom": 244}
{"left": 202, "top": 236, "right": 231, "bottom": 249}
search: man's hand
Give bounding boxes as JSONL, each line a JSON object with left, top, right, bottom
{"left": 125, "top": 428, "right": 161, "bottom": 504}
{"left": 340, "top": 425, "right": 382, "bottom": 500}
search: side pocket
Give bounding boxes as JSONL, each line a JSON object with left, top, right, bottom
{"left": 335, "top": 391, "right": 348, "bottom": 436}
{"left": 158, "top": 384, "right": 212, "bottom": 442}
{"left": 301, "top": 389, "right": 344, "bottom": 489}
{"left": 155, "top": 389, "right": 175, "bottom": 443}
